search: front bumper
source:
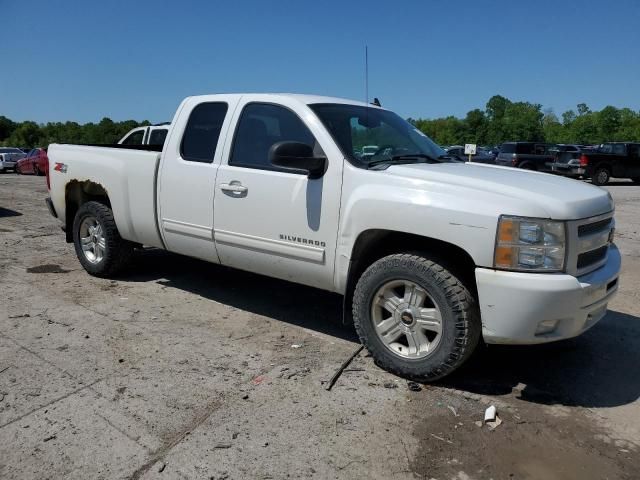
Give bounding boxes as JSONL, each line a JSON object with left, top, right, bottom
{"left": 476, "top": 244, "right": 621, "bottom": 344}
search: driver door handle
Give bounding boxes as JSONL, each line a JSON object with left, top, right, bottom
{"left": 220, "top": 182, "right": 248, "bottom": 195}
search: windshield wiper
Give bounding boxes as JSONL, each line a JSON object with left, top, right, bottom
{"left": 367, "top": 153, "right": 438, "bottom": 169}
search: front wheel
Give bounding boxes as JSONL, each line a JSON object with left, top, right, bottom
{"left": 352, "top": 253, "right": 481, "bottom": 382}
{"left": 73, "top": 201, "right": 134, "bottom": 277}
{"left": 592, "top": 167, "right": 610, "bottom": 186}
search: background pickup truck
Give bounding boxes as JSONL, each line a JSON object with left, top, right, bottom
{"left": 46, "top": 93, "right": 620, "bottom": 381}
{"left": 550, "top": 142, "right": 640, "bottom": 186}
{"left": 495, "top": 142, "right": 556, "bottom": 171}
{"left": 118, "top": 123, "right": 170, "bottom": 147}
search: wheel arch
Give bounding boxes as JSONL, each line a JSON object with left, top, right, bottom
{"left": 64, "top": 180, "right": 111, "bottom": 242}
{"left": 342, "top": 229, "right": 477, "bottom": 324}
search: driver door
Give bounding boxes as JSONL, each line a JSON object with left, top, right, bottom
{"left": 213, "top": 97, "right": 343, "bottom": 291}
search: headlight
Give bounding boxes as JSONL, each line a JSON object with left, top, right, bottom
{"left": 494, "top": 216, "right": 566, "bottom": 272}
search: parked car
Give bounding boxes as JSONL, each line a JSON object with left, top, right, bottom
{"left": 445, "top": 146, "right": 495, "bottom": 164}
{"left": 495, "top": 142, "right": 557, "bottom": 171}
{"left": 0, "top": 147, "right": 26, "bottom": 172}
{"left": 550, "top": 142, "right": 640, "bottom": 186}
{"left": 46, "top": 93, "right": 619, "bottom": 382}
{"left": 118, "top": 123, "right": 170, "bottom": 147}
{"left": 16, "top": 148, "right": 48, "bottom": 175}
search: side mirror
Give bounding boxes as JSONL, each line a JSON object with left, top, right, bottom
{"left": 269, "top": 141, "right": 327, "bottom": 179}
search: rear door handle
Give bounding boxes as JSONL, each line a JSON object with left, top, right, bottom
{"left": 220, "top": 182, "right": 248, "bottom": 195}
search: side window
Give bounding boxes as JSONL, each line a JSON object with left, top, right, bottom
{"left": 613, "top": 144, "right": 625, "bottom": 155}
{"left": 230, "top": 103, "right": 319, "bottom": 170}
{"left": 180, "top": 103, "right": 228, "bottom": 163}
{"left": 516, "top": 144, "right": 533, "bottom": 154}
{"left": 123, "top": 130, "right": 145, "bottom": 145}
{"left": 149, "top": 128, "right": 168, "bottom": 146}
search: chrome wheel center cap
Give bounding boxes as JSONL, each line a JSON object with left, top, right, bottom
{"left": 400, "top": 310, "right": 415, "bottom": 327}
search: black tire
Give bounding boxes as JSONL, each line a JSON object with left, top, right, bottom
{"left": 520, "top": 163, "right": 536, "bottom": 170}
{"left": 352, "top": 253, "right": 481, "bottom": 382}
{"left": 33, "top": 165, "right": 39, "bottom": 176}
{"left": 591, "top": 167, "right": 610, "bottom": 186}
{"left": 631, "top": 177, "right": 640, "bottom": 184}
{"left": 72, "top": 201, "right": 134, "bottom": 277}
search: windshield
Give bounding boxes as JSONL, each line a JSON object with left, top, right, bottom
{"left": 309, "top": 103, "right": 446, "bottom": 167}
{"left": 0, "top": 148, "right": 23, "bottom": 153}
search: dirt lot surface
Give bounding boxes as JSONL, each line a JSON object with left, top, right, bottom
{"left": 1, "top": 174, "right": 639, "bottom": 479}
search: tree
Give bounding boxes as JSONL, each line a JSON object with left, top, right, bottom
{"left": 0, "top": 116, "right": 16, "bottom": 142}
{"left": 501, "top": 102, "right": 544, "bottom": 142}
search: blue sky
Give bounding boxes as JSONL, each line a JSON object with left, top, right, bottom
{"left": 1, "top": 0, "right": 638, "bottom": 124}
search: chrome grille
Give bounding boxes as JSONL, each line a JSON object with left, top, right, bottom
{"left": 567, "top": 212, "right": 614, "bottom": 276}
{"left": 577, "top": 246, "right": 608, "bottom": 269}
{"left": 578, "top": 218, "right": 612, "bottom": 236}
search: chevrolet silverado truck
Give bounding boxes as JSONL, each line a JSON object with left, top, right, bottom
{"left": 45, "top": 94, "right": 620, "bottom": 381}
{"left": 550, "top": 142, "right": 640, "bottom": 186}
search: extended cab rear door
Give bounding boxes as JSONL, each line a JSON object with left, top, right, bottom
{"left": 212, "top": 95, "right": 344, "bottom": 291}
{"left": 157, "top": 95, "right": 241, "bottom": 262}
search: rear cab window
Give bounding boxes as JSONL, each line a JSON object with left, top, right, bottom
{"left": 180, "top": 103, "right": 229, "bottom": 163}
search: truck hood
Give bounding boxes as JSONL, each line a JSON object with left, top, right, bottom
{"left": 386, "top": 162, "right": 614, "bottom": 220}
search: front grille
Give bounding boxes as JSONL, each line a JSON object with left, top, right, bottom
{"left": 577, "top": 245, "right": 608, "bottom": 269}
{"left": 578, "top": 218, "right": 612, "bottom": 236}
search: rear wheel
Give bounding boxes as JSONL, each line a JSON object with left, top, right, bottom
{"left": 33, "top": 165, "right": 39, "bottom": 176}
{"left": 73, "top": 201, "right": 134, "bottom": 277}
{"left": 352, "top": 253, "right": 481, "bottom": 382}
{"left": 520, "top": 163, "right": 536, "bottom": 170}
{"left": 592, "top": 167, "right": 611, "bottom": 186}
{"left": 631, "top": 177, "right": 640, "bottom": 184}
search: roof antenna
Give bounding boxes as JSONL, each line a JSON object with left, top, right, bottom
{"left": 364, "top": 46, "right": 381, "bottom": 107}
{"left": 365, "top": 45, "right": 369, "bottom": 105}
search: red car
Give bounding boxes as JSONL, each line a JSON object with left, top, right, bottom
{"left": 17, "top": 148, "right": 48, "bottom": 175}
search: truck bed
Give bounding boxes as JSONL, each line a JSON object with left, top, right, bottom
{"left": 47, "top": 144, "right": 164, "bottom": 248}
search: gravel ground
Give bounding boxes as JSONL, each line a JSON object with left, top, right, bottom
{"left": 1, "top": 174, "right": 639, "bottom": 479}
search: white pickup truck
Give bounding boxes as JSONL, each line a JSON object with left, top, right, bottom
{"left": 46, "top": 93, "right": 620, "bottom": 381}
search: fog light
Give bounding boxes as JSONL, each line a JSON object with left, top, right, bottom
{"left": 535, "top": 319, "right": 559, "bottom": 335}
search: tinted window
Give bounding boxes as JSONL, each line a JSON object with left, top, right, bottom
{"left": 613, "top": 144, "right": 625, "bottom": 155}
{"left": 515, "top": 143, "right": 534, "bottom": 154}
{"left": 181, "top": 103, "right": 228, "bottom": 163}
{"left": 149, "top": 128, "right": 168, "bottom": 146}
{"left": 230, "top": 103, "right": 319, "bottom": 170}
{"left": 123, "top": 130, "right": 145, "bottom": 145}
{"left": 500, "top": 143, "right": 516, "bottom": 154}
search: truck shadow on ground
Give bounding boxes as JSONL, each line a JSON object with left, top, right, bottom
{"left": 442, "top": 309, "right": 640, "bottom": 408}
{"left": 122, "top": 247, "right": 354, "bottom": 343}
{"left": 0, "top": 206, "right": 22, "bottom": 217}
{"left": 123, "top": 248, "right": 640, "bottom": 409}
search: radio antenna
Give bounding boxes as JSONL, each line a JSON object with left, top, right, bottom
{"left": 365, "top": 45, "right": 369, "bottom": 105}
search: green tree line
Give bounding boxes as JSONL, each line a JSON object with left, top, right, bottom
{"left": 2, "top": 94, "right": 640, "bottom": 149}
{"left": 409, "top": 95, "right": 640, "bottom": 146}
{"left": 0, "top": 116, "right": 150, "bottom": 148}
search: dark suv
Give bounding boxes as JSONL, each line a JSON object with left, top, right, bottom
{"left": 495, "top": 142, "right": 556, "bottom": 171}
